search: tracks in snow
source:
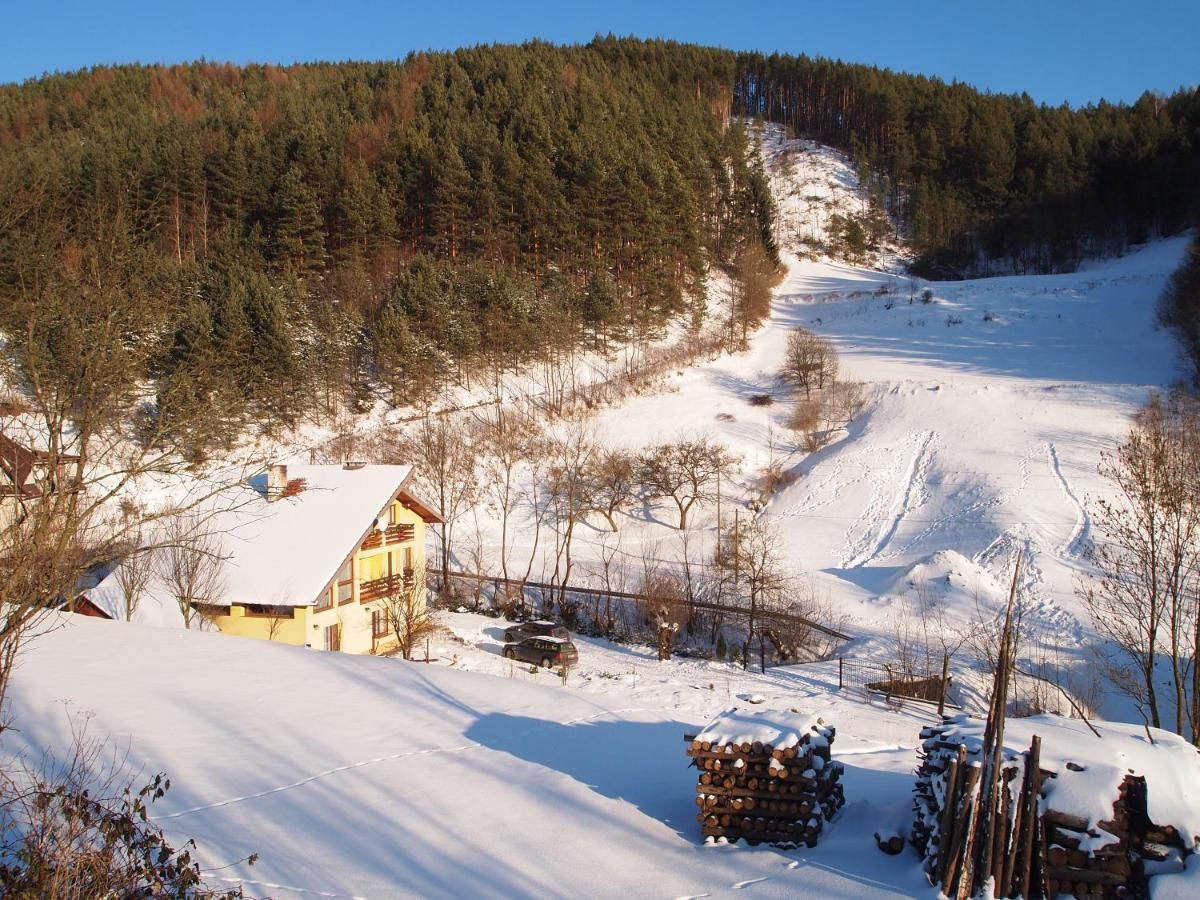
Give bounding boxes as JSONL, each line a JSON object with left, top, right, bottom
{"left": 1047, "top": 442, "right": 1090, "bottom": 559}
{"left": 154, "top": 707, "right": 667, "bottom": 821}
{"left": 841, "top": 431, "right": 936, "bottom": 569}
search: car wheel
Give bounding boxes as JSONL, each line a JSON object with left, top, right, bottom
{"left": 503, "top": 648, "right": 514, "bottom": 659}
{"left": 541, "top": 656, "right": 552, "bottom": 669}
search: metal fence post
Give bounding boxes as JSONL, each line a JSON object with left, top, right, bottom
{"left": 838, "top": 656, "right": 844, "bottom": 690}
{"left": 938, "top": 652, "right": 950, "bottom": 716}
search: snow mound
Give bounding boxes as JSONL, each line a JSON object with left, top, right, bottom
{"left": 883, "top": 550, "right": 1009, "bottom": 608}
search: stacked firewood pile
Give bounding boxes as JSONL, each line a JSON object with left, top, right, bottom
{"left": 913, "top": 715, "right": 1200, "bottom": 899}
{"left": 912, "top": 719, "right": 1045, "bottom": 897}
{"left": 687, "top": 707, "right": 844, "bottom": 847}
{"left": 910, "top": 555, "right": 1200, "bottom": 899}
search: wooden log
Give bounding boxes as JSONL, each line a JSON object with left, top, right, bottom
{"left": 1044, "top": 866, "right": 1125, "bottom": 887}
{"left": 1100, "top": 854, "right": 1131, "bottom": 877}
{"left": 990, "top": 770, "right": 1013, "bottom": 889}
{"left": 1001, "top": 764, "right": 1025, "bottom": 897}
{"left": 937, "top": 747, "right": 967, "bottom": 885}
{"left": 699, "top": 784, "right": 831, "bottom": 803}
{"left": 1144, "top": 824, "right": 1182, "bottom": 848}
{"left": 1016, "top": 735, "right": 1042, "bottom": 900}
{"left": 941, "top": 762, "right": 981, "bottom": 897}
{"left": 1047, "top": 825, "right": 1082, "bottom": 850}
{"left": 1044, "top": 809, "right": 1092, "bottom": 833}
{"left": 874, "top": 831, "right": 905, "bottom": 855}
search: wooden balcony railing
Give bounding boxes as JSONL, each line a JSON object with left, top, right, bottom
{"left": 358, "top": 569, "right": 416, "bottom": 602}
{"left": 360, "top": 523, "right": 416, "bottom": 551}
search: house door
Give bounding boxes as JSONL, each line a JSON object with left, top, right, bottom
{"left": 324, "top": 623, "right": 341, "bottom": 652}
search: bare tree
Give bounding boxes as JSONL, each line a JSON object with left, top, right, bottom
{"left": 715, "top": 514, "right": 788, "bottom": 671}
{"left": 639, "top": 437, "right": 739, "bottom": 530}
{"left": 400, "top": 413, "right": 478, "bottom": 600}
{"left": 111, "top": 539, "right": 154, "bottom": 622}
{"left": 0, "top": 247, "right": 253, "bottom": 722}
{"left": 769, "top": 576, "right": 845, "bottom": 663}
{"left": 586, "top": 447, "right": 637, "bottom": 531}
{"left": 824, "top": 380, "right": 866, "bottom": 427}
{"left": 595, "top": 530, "right": 626, "bottom": 637}
{"left": 545, "top": 422, "right": 598, "bottom": 608}
{"left": 782, "top": 328, "right": 838, "bottom": 398}
{"left": 476, "top": 405, "right": 544, "bottom": 580}
{"left": 1081, "top": 391, "right": 1200, "bottom": 741}
{"left": 158, "top": 519, "right": 226, "bottom": 630}
{"left": 379, "top": 568, "right": 436, "bottom": 660}
{"left": 639, "top": 571, "right": 689, "bottom": 661}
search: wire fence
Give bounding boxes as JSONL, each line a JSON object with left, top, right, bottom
{"left": 833, "top": 655, "right": 957, "bottom": 711}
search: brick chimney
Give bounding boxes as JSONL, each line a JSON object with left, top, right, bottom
{"left": 266, "top": 463, "right": 288, "bottom": 501}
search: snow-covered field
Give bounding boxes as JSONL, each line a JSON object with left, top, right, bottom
{"left": 5, "top": 612, "right": 938, "bottom": 898}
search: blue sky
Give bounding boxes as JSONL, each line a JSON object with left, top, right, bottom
{"left": 2, "top": 1, "right": 1196, "bottom": 106}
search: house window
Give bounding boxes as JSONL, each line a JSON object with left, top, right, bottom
{"left": 243, "top": 604, "right": 294, "bottom": 618}
{"left": 317, "top": 586, "right": 332, "bottom": 611}
{"left": 403, "top": 546, "right": 414, "bottom": 573}
{"left": 324, "top": 623, "right": 341, "bottom": 652}
{"left": 389, "top": 502, "right": 401, "bottom": 525}
{"left": 372, "top": 609, "right": 389, "bottom": 639}
{"left": 336, "top": 559, "right": 353, "bottom": 605}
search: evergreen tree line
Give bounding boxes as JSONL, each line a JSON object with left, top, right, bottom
{"left": 4, "top": 38, "right": 1199, "bottom": 445}
{"left": 733, "top": 53, "right": 1200, "bottom": 276}
{"left": 0, "top": 38, "right": 771, "bottom": 443}
{"left": 1159, "top": 234, "right": 1200, "bottom": 387}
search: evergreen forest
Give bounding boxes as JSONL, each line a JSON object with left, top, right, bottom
{"left": 2, "top": 37, "right": 1198, "bottom": 441}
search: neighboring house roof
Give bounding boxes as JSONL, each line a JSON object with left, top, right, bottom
{"left": 87, "top": 463, "right": 440, "bottom": 621}
{"left": 0, "top": 433, "right": 78, "bottom": 498}
{"left": 56, "top": 595, "right": 113, "bottom": 619}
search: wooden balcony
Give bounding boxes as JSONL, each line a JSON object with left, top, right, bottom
{"left": 360, "top": 523, "right": 416, "bottom": 551}
{"left": 358, "top": 569, "right": 416, "bottom": 602}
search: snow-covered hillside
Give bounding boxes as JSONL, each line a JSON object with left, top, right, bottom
{"left": 6, "top": 613, "right": 934, "bottom": 899}
{"left": 443, "top": 127, "right": 1188, "bottom": 722}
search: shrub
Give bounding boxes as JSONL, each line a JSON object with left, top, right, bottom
{"left": 1, "top": 761, "right": 252, "bottom": 898}
{"left": 788, "top": 397, "right": 822, "bottom": 434}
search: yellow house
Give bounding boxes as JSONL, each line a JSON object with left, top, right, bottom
{"left": 89, "top": 462, "right": 442, "bottom": 654}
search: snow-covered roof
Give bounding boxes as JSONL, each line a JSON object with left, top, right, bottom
{"left": 88, "top": 463, "right": 432, "bottom": 617}
{"left": 933, "top": 714, "right": 1200, "bottom": 851}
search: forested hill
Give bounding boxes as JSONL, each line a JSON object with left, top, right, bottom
{"left": 0, "top": 39, "right": 772, "bottom": 440}
{"left": 734, "top": 54, "right": 1200, "bottom": 277}
{"left": 2, "top": 37, "right": 1198, "bottom": 443}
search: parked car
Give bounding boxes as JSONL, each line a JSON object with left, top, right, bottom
{"left": 502, "top": 635, "right": 579, "bottom": 669}
{"left": 503, "top": 619, "right": 571, "bottom": 644}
